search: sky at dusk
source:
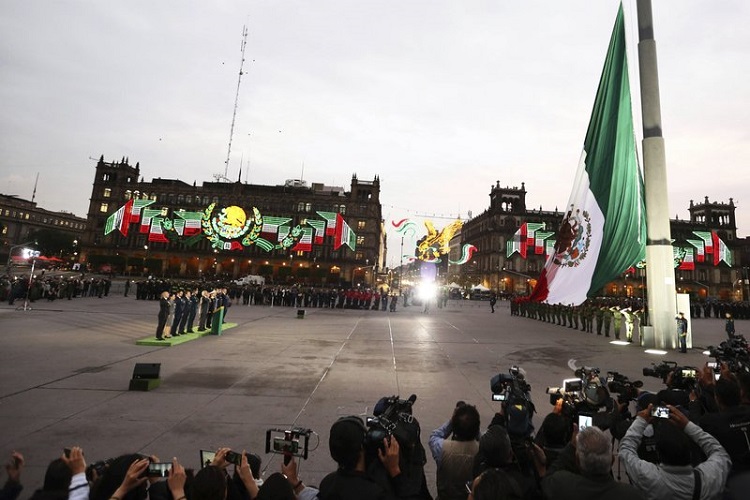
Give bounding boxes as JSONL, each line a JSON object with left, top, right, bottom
{"left": 1, "top": 0, "right": 748, "bottom": 266}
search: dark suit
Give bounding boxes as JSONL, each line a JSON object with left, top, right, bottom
{"left": 171, "top": 295, "right": 185, "bottom": 334}
{"left": 156, "top": 297, "right": 170, "bottom": 339}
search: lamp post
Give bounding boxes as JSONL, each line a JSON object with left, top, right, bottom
{"left": 19, "top": 248, "right": 40, "bottom": 312}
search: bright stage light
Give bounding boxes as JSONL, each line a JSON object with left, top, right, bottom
{"left": 417, "top": 282, "right": 437, "bottom": 301}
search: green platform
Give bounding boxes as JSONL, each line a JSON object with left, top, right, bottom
{"left": 136, "top": 323, "right": 237, "bottom": 346}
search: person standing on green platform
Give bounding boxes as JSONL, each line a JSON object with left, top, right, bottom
{"left": 595, "top": 306, "right": 604, "bottom": 335}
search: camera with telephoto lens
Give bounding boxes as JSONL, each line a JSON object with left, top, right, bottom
{"left": 643, "top": 361, "right": 697, "bottom": 390}
{"left": 365, "top": 394, "right": 417, "bottom": 451}
{"left": 606, "top": 371, "right": 643, "bottom": 403}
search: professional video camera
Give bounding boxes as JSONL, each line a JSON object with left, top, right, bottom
{"left": 642, "top": 361, "right": 697, "bottom": 391}
{"left": 491, "top": 366, "right": 535, "bottom": 437}
{"left": 265, "top": 427, "right": 314, "bottom": 464}
{"left": 708, "top": 335, "right": 750, "bottom": 374}
{"left": 606, "top": 371, "right": 643, "bottom": 404}
{"left": 365, "top": 394, "right": 418, "bottom": 451}
{"left": 546, "top": 365, "right": 613, "bottom": 424}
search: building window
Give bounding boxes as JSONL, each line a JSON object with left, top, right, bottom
{"left": 124, "top": 190, "right": 132, "bottom": 200}
{"left": 339, "top": 205, "right": 346, "bottom": 214}
{"left": 161, "top": 207, "right": 169, "bottom": 216}
{"left": 100, "top": 203, "right": 108, "bottom": 213}
{"left": 355, "top": 252, "right": 364, "bottom": 260}
{"left": 25, "top": 214, "right": 29, "bottom": 220}
{"left": 297, "top": 202, "right": 305, "bottom": 212}
{"left": 305, "top": 203, "right": 312, "bottom": 212}
{"left": 357, "top": 220, "right": 366, "bottom": 230}
{"left": 102, "top": 173, "right": 110, "bottom": 181}
{"left": 177, "top": 194, "right": 184, "bottom": 204}
{"left": 212, "top": 196, "right": 219, "bottom": 204}
{"left": 195, "top": 195, "right": 201, "bottom": 205}
{"left": 357, "top": 236, "right": 365, "bottom": 245}
{"left": 103, "top": 188, "right": 112, "bottom": 198}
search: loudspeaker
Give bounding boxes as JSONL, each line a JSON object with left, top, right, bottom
{"left": 132, "top": 363, "right": 161, "bottom": 379}
{"left": 297, "top": 309, "right": 306, "bottom": 318}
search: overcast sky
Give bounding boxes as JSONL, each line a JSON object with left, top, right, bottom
{"left": 1, "top": 0, "right": 748, "bottom": 267}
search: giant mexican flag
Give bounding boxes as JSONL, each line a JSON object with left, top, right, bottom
{"left": 530, "top": 5, "right": 646, "bottom": 305}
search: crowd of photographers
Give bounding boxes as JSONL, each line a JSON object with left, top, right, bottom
{"left": 4, "top": 336, "right": 750, "bottom": 500}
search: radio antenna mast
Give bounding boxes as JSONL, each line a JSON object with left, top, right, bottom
{"left": 215, "top": 25, "right": 248, "bottom": 182}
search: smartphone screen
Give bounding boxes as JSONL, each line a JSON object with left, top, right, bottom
{"left": 651, "top": 406, "right": 670, "bottom": 419}
{"left": 578, "top": 414, "right": 593, "bottom": 430}
{"left": 147, "top": 462, "right": 172, "bottom": 477}
{"left": 200, "top": 450, "right": 216, "bottom": 468}
{"left": 492, "top": 393, "right": 506, "bottom": 401}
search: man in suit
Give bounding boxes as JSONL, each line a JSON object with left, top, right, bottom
{"left": 171, "top": 290, "right": 185, "bottom": 336}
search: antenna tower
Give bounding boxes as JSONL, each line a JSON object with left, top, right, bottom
{"left": 215, "top": 25, "right": 248, "bottom": 182}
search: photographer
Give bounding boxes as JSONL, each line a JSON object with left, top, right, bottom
{"left": 318, "top": 416, "right": 407, "bottom": 500}
{"left": 428, "top": 402, "right": 480, "bottom": 500}
{"left": 472, "top": 424, "right": 544, "bottom": 499}
{"left": 698, "top": 376, "right": 750, "bottom": 475}
{"left": 366, "top": 396, "right": 432, "bottom": 500}
{"left": 541, "top": 426, "right": 643, "bottom": 500}
{"left": 618, "top": 404, "right": 731, "bottom": 500}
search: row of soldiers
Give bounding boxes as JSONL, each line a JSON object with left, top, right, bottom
{"left": 510, "top": 298, "right": 646, "bottom": 343}
{"left": 691, "top": 300, "right": 750, "bottom": 320}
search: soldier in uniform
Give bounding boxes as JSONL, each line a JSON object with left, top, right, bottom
{"left": 610, "top": 306, "right": 623, "bottom": 340}
{"left": 595, "top": 306, "right": 604, "bottom": 335}
{"left": 603, "top": 307, "right": 612, "bottom": 337}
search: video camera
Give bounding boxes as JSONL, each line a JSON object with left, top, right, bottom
{"left": 606, "top": 371, "right": 643, "bottom": 404}
{"left": 546, "top": 365, "right": 610, "bottom": 418}
{"left": 642, "top": 361, "right": 697, "bottom": 390}
{"left": 491, "top": 366, "right": 535, "bottom": 437}
{"left": 491, "top": 365, "right": 531, "bottom": 401}
{"left": 265, "top": 427, "right": 313, "bottom": 464}
{"left": 365, "top": 394, "right": 417, "bottom": 451}
{"left": 707, "top": 335, "right": 750, "bottom": 374}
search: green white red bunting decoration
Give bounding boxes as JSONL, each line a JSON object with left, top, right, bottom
{"left": 104, "top": 198, "right": 356, "bottom": 253}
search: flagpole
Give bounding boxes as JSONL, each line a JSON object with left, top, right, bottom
{"left": 637, "top": 0, "right": 677, "bottom": 349}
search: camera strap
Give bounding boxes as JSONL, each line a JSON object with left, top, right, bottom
{"left": 692, "top": 469, "right": 702, "bottom": 500}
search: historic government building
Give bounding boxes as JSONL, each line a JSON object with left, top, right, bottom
{"left": 456, "top": 180, "right": 746, "bottom": 301}
{"left": 79, "top": 156, "right": 386, "bottom": 286}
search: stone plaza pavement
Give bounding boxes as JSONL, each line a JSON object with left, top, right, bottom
{"left": 0, "top": 295, "right": 737, "bottom": 494}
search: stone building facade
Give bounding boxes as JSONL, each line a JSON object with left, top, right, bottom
{"left": 80, "top": 156, "right": 386, "bottom": 285}
{"left": 457, "top": 181, "right": 746, "bottom": 301}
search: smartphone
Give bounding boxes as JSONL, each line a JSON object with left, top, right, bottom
{"left": 272, "top": 437, "right": 300, "bottom": 454}
{"left": 707, "top": 362, "right": 718, "bottom": 369}
{"left": 492, "top": 393, "right": 507, "bottom": 402}
{"left": 651, "top": 406, "right": 670, "bottom": 419}
{"left": 147, "top": 462, "right": 172, "bottom": 477}
{"left": 225, "top": 450, "right": 242, "bottom": 466}
{"left": 200, "top": 450, "right": 216, "bottom": 468}
{"left": 681, "top": 369, "right": 697, "bottom": 378}
{"left": 578, "top": 414, "right": 593, "bottom": 430}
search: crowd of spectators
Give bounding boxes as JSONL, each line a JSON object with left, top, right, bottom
{"left": 4, "top": 354, "right": 749, "bottom": 500}
{"left": 1, "top": 275, "right": 112, "bottom": 304}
